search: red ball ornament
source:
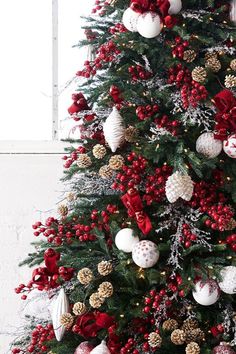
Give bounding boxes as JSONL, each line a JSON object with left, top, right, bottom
{"left": 74, "top": 342, "right": 94, "bottom": 354}
{"left": 212, "top": 343, "right": 236, "bottom": 354}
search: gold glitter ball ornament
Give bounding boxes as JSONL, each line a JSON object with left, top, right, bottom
{"left": 97, "top": 261, "right": 113, "bottom": 276}
{"left": 148, "top": 332, "right": 162, "bottom": 348}
{"left": 183, "top": 50, "right": 197, "bottom": 63}
{"left": 192, "top": 66, "right": 207, "bottom": 83}
{"left": 92, "top": 144, "right": 107, "bottom": 159}
{"left": 163, "top": 319, "right": 179, "bottom": 331}
{"left": 98, "top": 282, "right": 113, "bottom": 298}
{"left": 77, "top": 154, "right": 92, "bottom": 168}
{"left": 225, "top": 74, "right": 236, "bottom": 88}
{"left": 77, "top": 268, "right": 93, "bottom": 285}
{"left": 60, "top": 313, "right": 74, "bottom": 329}
{"left": 72, "top": 302, "right": 87, "bottom": 316}
{"left": 125, "top": 126, "right": 138, "bottom": 142}
{"left": 182, "top": 319, "right": 199, "bottom": 331}
{"left": 185, "top": 329, "right": 205, "bottom": 344}
{"left": 109, "top": 155, "right": 125, "bottom": 170}
{"left": 99, "top": 165, "right": 113, "bottom": 179}
{"left": 185, "top": 342, "right": 200, "bottom": 354}
{"left": 57, "top": 204, "right": 68, "bottom": 217}
{"left": 171, "top": 329, "right": 186, "bottom": 345}
{"left": 205, "top": 57, "right": 221, "bottom": 72}
{"left": 230, "top": 59, "right": 236, "bottom": 71}
{"left": 89, "top": 292, "right": 105, "bottom": 308}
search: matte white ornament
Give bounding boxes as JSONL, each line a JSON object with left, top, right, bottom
{"left": 132, "top": 240, "right": 159, "bottom": 268}
{"left": 192, "top": 279, "right": 220, "bottom": 306}
{"left": 168, "top": 0, "right": 182, "bottom": 15}
{"left": 137, "top": 12, "right": 163, "bottom": 39}
{"left": 103, "top": 107, "right": 125, "bottom": 153}
{"left": 219, "top": 266, "right": 236, "bottom": 294}
{"left": 230, "top": 0, "right": 236, "bottom": 23}
{"left": 196, "top": 132, "right": 223, "bottom": 158}
{"left": 165, "top": 171, "right": 193, "bottom": 203}
{"left": 51, "top": 288, "right": 70, "bottom": 341}
{"left": 122, "top": 7, "right": 140, "bottom": 32}
{"left": 90, "top": 340, "right": 111, "bottom": 354}
{"left": 223, "top": 134, "right": 236, "bottom": 158}
{"left": 115, "top": 228, "right": 139, "bottom": 253}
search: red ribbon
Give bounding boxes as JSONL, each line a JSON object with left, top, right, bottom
{"left": 213, "top": 89, "right": 236, "bottom": 140}
{"left": 121, "top": 188, "right": 152, "bottom": 235}
{"left": 157, "top": 0, "right": 170, "bottom": 17}
{"left": 130, "top": 0, "right": 170, "bottom": 16}
{"left": 68, "top": 93, "right": 90, "bottom": 115}
{"left": 130, "top": 0, "right": 150, "bottom": 13}
{"left": 75, "top": 311, "right": 115, "bottom": 338}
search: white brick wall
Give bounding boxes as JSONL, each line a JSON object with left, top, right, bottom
{"left": 0, "top": 149, "right": 64, "bottom": 353}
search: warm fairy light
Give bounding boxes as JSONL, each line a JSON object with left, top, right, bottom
{"left": 208, "top": 265, "right": 213, "bottom": 269}
{"left": 227, "top": 256, "right": 233, "bottom": 260}
{"left": 136, "top": 302, "right": 140, "bottom": 306}
{"left": 127, "top": 259, "right": 131, "bottom": 265}
{"left": 188, "top": 277, "right": 191, "bottom": 281}
{"left": 120, "top": 314, "right": 125, "bottom": 318}
{"left": 161, "top": 271, "right": 166, "bottom": 276}
{"left": 156, "top": 144, "right": 160, "bottom": 149}
{"left": 209, "top": 17, "right": 213, "bottom": 21}
{"left": 184, "top": 149, "right": 188, "bottom": 153}
{"left": 227, "top": 177, "right": 231, "bottom": 181}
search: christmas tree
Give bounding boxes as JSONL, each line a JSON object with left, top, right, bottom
{"left": 11, "top": 1, "right": 236, "bottom": 354}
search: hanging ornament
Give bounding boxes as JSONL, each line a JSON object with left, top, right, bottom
{"left": 192, "top": 279, "right": 220, "bottom": 306}
{"left": 165, "top": 172, "right": 194, "bottom": 203}
{"left": 223, "top": 134, "right": 236, "bottom": 158}
{"left": 122, "top": 7, "right": 140, "bottom": 32}
{"left": 115, "top": 228, "right": 139, "bottom": 253}
{"left": 230, "top": 0, "right": 236, "bottom": 23}
{"left": 74, "top": 342, "right": 94, "bottom": 354}
{"left": 219, "top": 266, "right": 236, "bottom": 294}
{"left": 103, "top": 107, "right": 125, "bottom": 153}
{"left": 196, "top": 132, "right": 223, "bottom": 158}
{"left": 168, "top": 0, "right": 182, "bottom": 15}
{"left": 132, "top": 240, "right": 159, "bottom": 268}
{"left": 90, "top": 340, "right": 111, "bottom": 354}
{"left": 213, "top": 343, "right": 236, "bottom": 354}
{"left": 137, "top": 12, "right": 163, "bottom": 39}
{"left": 51, "top": 288, "right": 70, "bottom": 341}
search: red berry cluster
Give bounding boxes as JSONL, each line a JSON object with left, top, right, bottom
{"left": 85, "top": 28, "right": 97, "bottom": 41}
{"left": 128, "top": 65, "right": 153, "bottom": 81}
{"left": 77, "top": 41, "right": 120, "bottom": 78}
{"left": 63, "top": 146, "right": 86, "bottom": 169}
{"left": 167, "top": 273, "right": 185, "bottom": 297}
{"left": 143, "top": 165, "right": 172, "bottom": 205}
{"left": 154, "top": 114, "right": 180, "bottom": 135}
{"left": 120, "top": 338, "right": 140, "bottom": 354}
{"left": 210, "top": 323, "right": 225, "bottom": 337}
{"left": 205, "top": 204, "right": 234, "bottom": 231}
{"left": 12, "top": 324, "right": 55, "bottom": 354}
{"left": 180, "top": 223, "right": 197, "bottom": 249}
{"left": 226, "top": 234, "right": 236, "bottom": 252}
{"left": 91, "top": 0, "right": 107, "bottom": 15}
{"left": 172, "top": 36, "right": 189, "bottom": 59}
{"left": 112, "top": 153, "right": 148, "bottom": 192}
{"left": 136, "top": 104, "right": 159, "bottom": 120}
{"left": 109, "top": 23, "right": 127, "bottom": 35}
{"left": 143, "top": 289, "right": 172, "bottom": 315}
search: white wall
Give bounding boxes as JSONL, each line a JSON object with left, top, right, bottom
{"left": 0, "top": 147, "right": 64, "bottom": 353}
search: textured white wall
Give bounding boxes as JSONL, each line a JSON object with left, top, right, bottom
{"left": 0, "top": 153, "right": 64, "bottom": 353}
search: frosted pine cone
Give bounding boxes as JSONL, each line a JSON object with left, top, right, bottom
{"left": 67, "top": 192, "right": 75, "bottom": 202}
{"left": 230, "top": 59, "right": 236, "bottom": 71}
{"left": 77, "top": 268, "right": 93, "bottom": 285}
{"left": 89, "top": 292, "right": 105, "bottom": 308}
{"left": 183, "top": 50, "right": 197, "bottom": 63}
{"left": 109, "top": 155, "right": 125, "bottom": 170}
{"left": 225, "top": 74, "right": 236, "bottom": 88}
{"left": 162, "top": 319, "right": 179, "bottom": 331}
{"left": 185, "top": 342, "right": 200, "bottom": 354}
{"left": 57, "top": 204, "right": 68, "bottom": 217}
{"left": 165, "top": 172, "right": 193, "bottom": 203}
{"left": 60, "top": 313, "right": 74, "bottom": 329}
{"left": 182, "top": 319, "right": 199, "bottom": 331}
{"left": 98, "top": 261, "right": 113, "bottom": 276}
{"left": 72, "top": 302, "right": 87, "bottom": 316}
{"left": 98, "top": 282, "right": 113, "bottom": 298}
{"left": 93, "top": 144, "right": 107, "bottom": 159}
{"left": 205, "top": 57, "right": 221, "bottom": 72}
{"left": 99, "top": 165, "right": 113, "bottom": 179}
{"left": 77, "top": 154, "right": 92, "bottom": 168}
{"left": 185, "top": 329, "right": 205, "bottom": 344}
{"left": 192, "top": 66, "right": 207, "bottom": 83}
{"left": 171, "top": 329, "right": 186, "bottom": 345}
{"left": 205, "top": 51, "right": 218, "bottom": 60}
{"left": 125, "top": 126, "right": 138, "bottom": 142}
{"left": 148, "top": 332, "right": 162, "bottom": 348}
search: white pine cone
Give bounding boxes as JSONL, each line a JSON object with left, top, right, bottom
{"left": 230, "top": 59, "right": 236, "bottom": 71}
{"left": 192, "top": 66, "right": 207, "bottom": 83}
{"left": 72, "top": 302, "right": 87, "bottom": 316}
{"left": 183, "top": 50, "right": 197, "bottom": 63}
{"left": 98, "top": 282, "right": 113, "bottom": 298}
{"left": 171, "top": 329, "right": 186, "bottom": 345}
{"left": 185, "top": 342, "right": 200, "bottom": 354}
{"left": 205, "top": 57, "right": 221, "bottom": 72}
{"left": 60, "top": 313, "right": 74, "bottom": 329}
{"left": 165, "top": 172, "right": 193, "bottom": 203}
{"left": 93, "top": 144, "right": 107, "bottom": 159}
{"left": 225, "top": 74, "right": 236, "bottom": 88}
{"left": 89, "top": 292, "right": 105, "bottom": 308}
{"left": 98, "top": 261, "right": 113, "bottom": 276}
{"left": 99, "top": 165, "right": 113, "bottom": 179}
{"left": 109, "top": 155, "right": 125, "bottom": 170}
{"left": 148, "top": 332, "right": 162, "bottom": 348}
{"left": 77, "top": 154, "right": 92, "bottom": 168}
{"left": 77, "top": 268, "right": 93, "bottom": 285}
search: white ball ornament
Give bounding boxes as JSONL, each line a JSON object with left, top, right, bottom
{"left": 219, "top": 266, "right": 236, "bottom": 294}
{"left": 51, "top": 288, "right": 70, "bottom": 341}
{"left": 90, "top": 340, "right": 111, "bottom": 354}
{"left": 192, "top": 279, "right": 220, "bottom": 306}
{"left": 137, "top": 12, "right": 163, "bottom": 39}
{"left": 115, "top": 228, "right": 139, "bottom": 253}
{"left": 132, "top": 240, "right": 159, "bottom": 268}
{"left": 74, "top": 342, "right": 94, "bottom": 354}
{"left": 122, "top": 7, "right": 140, "bottom": 32}
{"left": 196, "top": 132, "right": 223, "bottom": 158}
{"left": 103, "top": 107, "right": 125, "bottom": 153}
{"left": 168, "top": 0, "right": 182, "bottom": 15}
{"left": 223, "top": 134, "right": 236, "bottom": 158}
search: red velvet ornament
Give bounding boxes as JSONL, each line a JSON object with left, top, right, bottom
{"left": 68, "top": 93, "right": 90, "bottom": 115}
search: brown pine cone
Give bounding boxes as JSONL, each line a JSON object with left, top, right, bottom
{"left": 185, "top": 342, "right": 200, "bottom": 354}
{"left": 98, "top": 261, "right": 113, "bottom": 276}
{"left": 99, "top": 165, "right": 113, "bottom": 179}
{"left": 148, "top": 332, "right": 162, "bottom": 348}
{"left": 57, "top": 204, "right": 68, "bottom": 217}
{"left": 171, "top": 329, "right": 186, "bottom": 345}
{"left": 98, "top": 282, "right": 113, "bottom": 298}
{"left": 72, "top": 302, "right": 87, "bottom": 316}
{"left": 182, "top": 319, "right": 199, "bottom": 331}
{"left": 205, "top": 51, "right": 218, "bottom": 60}
{"left": 77, "top": 154, "right": 92, "bottom": 168}
{"left": 77, "top": 268, "right": 93, "bottom": 285}
{"left": 230, "top": 59, "right": 236, "bottom": 71}
{"left": 60, "top": 313, "right": 74, "bottom": 329}
{"left": 162, "top": 319, "right": 179, "bottom": 331}
{"left": 192, "top": 67, "right": 207, "bottom": 83}
{"left": 183, "top": 50, "right": 197, "bottom": 63}
{"left": 109, "top": 155, "right": 125, "bottom": 170}
{"left": 89, "top": 292, "right": 105, "bottom": 308}
{"left": 205, "top": 57, "right": 221, "bottom": 72}
{"left": 185, "top": 329, "right": 205, "bottom": 344}
{"left": 125, "top": 126, "right": 138, "bottom": 142}
{"left": 225, "top": 74, "right": 236, "bottom": 88}
{"left": 92, "top": 144, "right": 107, "bottom": 159}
